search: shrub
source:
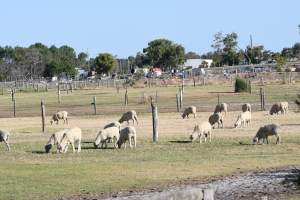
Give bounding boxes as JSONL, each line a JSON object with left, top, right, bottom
{"left": 235, "top": 77, "right": 250, "bottom": 93}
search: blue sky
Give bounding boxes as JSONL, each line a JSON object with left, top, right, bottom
{"left": 1, "top": 0, "right": 299, "bottom": 58}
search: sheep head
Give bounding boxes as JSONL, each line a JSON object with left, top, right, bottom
{"left": 44, "top": 144, "right": 52, "bottom": 153}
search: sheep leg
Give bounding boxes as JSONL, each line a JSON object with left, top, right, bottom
{"left": 209, "top": 132, "right": 211, "bottom": 142}
{"left": 77, "top": 140, "right": 81, "bottom": 153}
{"left": 133, "top": 136, "right": 136, "bottom": 148}
{"left": 4, "top": 140, "right": 10, "bottom": 151}
{"left": 70, "top": 142, "right": 75, "bottom": 153}
{"left": 194, "top": 113, "right": 196, "bottom": 118}
{"left": 199, "top": 134, "right": 202, "bottom": 144}
{"left": 266, "top": 137, "right": 269, "bottom": 144}
{"left": 276, "top": 135, "right": 280, "bottom": 144}
{"left": 66, "top": 118, "right": 68, "bottom": 124}
{"left": 129, "top": 137, "right": 132, "bottom": 148}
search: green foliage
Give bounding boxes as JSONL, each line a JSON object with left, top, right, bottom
{"left": 235, "top": 77, "right": 250, "bottom": 93}
{"left": 143, "top": 39, "right": 185, "bottom": 71}
{"left": 273, "top": 53, "right": 286, "bottom": 72}
{"left": 94, "top": 53, "right": 116, "bottom": 75}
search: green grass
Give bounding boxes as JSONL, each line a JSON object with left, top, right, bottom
{"left": 0, "top": 135, "right": 299, "bottom": 200}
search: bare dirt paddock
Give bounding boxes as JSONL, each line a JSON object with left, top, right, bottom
{"left": 0, "top": 111, "right": 299, "bottom": 200}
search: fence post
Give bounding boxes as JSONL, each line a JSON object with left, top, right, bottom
{"left": 1, "top": 87, "right": 3, "bottom": 95}
{"left": 13, "top": 98, "right": 16, "bottom": 118}
{"left": 193, "top": 76, "right": 196, "bottom": 87}
{"left": 57, "top": 83, "right": 61, "bottom": 104}
{"left": 176, "top": 93, "right": 180, "bottom": 112}
{"left": 179, "top": 88, "right": 183, "bottom": 110}
{"left": 124, "top": 88, "right": 128, "bottom": 106}
{"left": 151, "top": 97, "right": 158, "bottom": 143}
{"left": 45, "top": 84, "right": 48, "bottom": 92}
{"left": 41, "top": 98, "right": 46, "bottom": 133}
{"left": 260, "top": 88, "right": 263, "bottom": 110}
{"left": 217, "top": 94, "right": 220, "bottom": 105}
{"left": 262, "top": 90, "right": 266, "bottom": 110}
{"left": 248, "top": 79, "right": 252, "bottom": 94}
{"left": 11, "top": 88, "right": 15, "bottom": 101}
{"left": 155, "top": 90, "right": 158, "bottom": 103}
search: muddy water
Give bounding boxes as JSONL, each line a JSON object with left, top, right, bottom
{"left": 108, "top": 168, "right": 300, "bottom": 200}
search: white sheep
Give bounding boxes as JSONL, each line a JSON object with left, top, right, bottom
{"left": 0, "top": 129, "right": 10, "bottom": 151}
{"left": 50, "top": 111, "right": 68, "bottom": 125}
{"left": 214, "top": 103, "right": 228, "bottom": 115}
{"left": 117, "top": 126, "right": 137, "bottom": 149}
{"left": 94, "top": 126, "right": 120, "bottom": 149}
{"left": 119, "top": 110, "right": 138, "bottom": 125}
{"left": 189, "top": 122, "right": 212, "bottom": 144}
{"left": 234, "top": 111, "right": 251, "bottom": 128}
{"left": 279, "top": 101, "right": 289, "bottom": 114}
{"left": 242, "top": 103, "right": 251, "bottom": 112}
{"left": 253, "top": 124, "right": 281, "bottom": 144}
{"left": 45, "top": 129, "right": 69, "bottom": 153}
{"left": 57, "top": 127, "right": 82, "bottom": 153}
{"left": 208, "top": 112, "right": 223, "bottom": 128}
{"left": 182, "top": 106, "right": 196, "bottom": 119}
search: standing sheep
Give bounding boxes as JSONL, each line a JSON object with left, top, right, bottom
{"left": 189, "top": 122, "right": 212, "bottom": 143}
{"left": 94, "top": 126, "right": 120, "bottom": 149}
{"left": 279, "top": 102, "right": 289, "bottom": 114}
{"left": 119, "top": 110, "right": 138, "bottom": 125}
{"left": 269, "top": 103, "right": 281, "bottom": 115}
{"left": 234, "top": 111, "right": 251, "bottom": 128}
{"left": 208, "top": 112, "right": 223, "bottom": 128}
{"left": 117, "top": 126, "right": 137, "bottom": 149}
{"left": 45, "top": 129, "right": 69, "bottom": 153}
{"left": 50, "top": 111, "right": 68, "bottom": 125}
{"left": 182, "top": 106, "right": 196, "bottom": 119}
{"left": 253, "top": 124, "right": 281, "bottom": 144}
{"left": 0, "top": 129, "right": 10, "bottom": 151}
{"left": 242, "top": 103, "right": 251, "bottom": 112}
{"left": 214, "top": 103, "right": 228, "bottom": 115}
{"left": 57, "top": 127, "right": 82, "bottom": 153}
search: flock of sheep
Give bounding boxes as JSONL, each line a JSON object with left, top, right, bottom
{"left": 0, "top": 101, "right": 289, "bottom": 152}
{"left": 184, "top": 101, "right": 286, "bottom": 145}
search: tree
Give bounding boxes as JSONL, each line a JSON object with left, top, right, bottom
{"left": 135, "top": 52, "right": 150, "bottom": 68}
{"left": 273, "top": 53, "right": 287, "bottom": 72}
{"left": 222, "top": 32, "right": 240, "bottom": 66}
{"left": 246, "top": 45, "right": 264, "bottom": 64}
{"left": 185, "top": 51, "right": 201, "bottom": 59}
{"left": 292, "top": 43, "right": 300, "bottom": 58}
{"left": 143, "top": 39, "right": 185, "bottom": 71}
{"left": 77, "top": 52, "right": 88, "bottom": 66}
{"left": 94, "top": 53, "right": 116, "bottom": 75}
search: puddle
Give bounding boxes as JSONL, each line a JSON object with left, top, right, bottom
{"left": 107, "top": 168, "right": 300, "bottom": 200}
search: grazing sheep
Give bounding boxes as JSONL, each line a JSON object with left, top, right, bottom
{"left": 253, "top": 124, "right": 281, "bottom": 144}
{"left": 119, "top": 110, "right": 138, "bottom": 125}
{"left": 45, "top": 129, "right": 69, "bottom": 153}
{"left": 189, "top": 122, "right": 212, "bottom": 143}
{"left": 104, "top": 121, "right": 121, "bottom": 131}
{"left": 208, "top": 112, "right": 223, "bottom": 128}
{"left": 269, "top": 103, "right": 281, "bottom": 115}
{"left": 214, "top": 103, "right": 228, "bottom": 115}
{"left": 50, "top": 111, "right": 68, "bottom": 125}
{"left": 57, "top": 127, "right": 82, "bottom": 153}
{"left": 0, "top": 129, "right": 10, "bottom": 151}
{"left": 182, "top": 106, "right": 196, "bottom": 119}
{"left": 117, "top": 126, "right": 137, "bottom": 149}
{"left": 234, "top": 111, "right": 251, "bottom": 128}
{"left": 242, "top": 103, "right": 251, "bottom": 112}
{"left": 94, "top": 126, "right": 120, "bottom": 149}
{"left": 279, "top": 101, "right": 289, "bottom": 114}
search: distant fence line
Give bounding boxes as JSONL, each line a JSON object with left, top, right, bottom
{"left": 0, "top": 71, "right": 299, "bottom": 92}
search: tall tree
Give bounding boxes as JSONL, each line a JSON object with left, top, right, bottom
{"left": 94, "top": 53, "right": 116, "bottom": 75}
{"left": 143, "top": 39, "right": 185, "bottom": 71}
{"left": 185, "top": 51, "right": 201, "bottom": 59}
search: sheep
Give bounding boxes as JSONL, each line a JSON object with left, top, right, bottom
{"left": 214, "top": 103, "right": 228, "bottom": 115}
{"left": 242, "top": 103, "right": 251, "bottom": 112}
{"left": 182, "top": 106, "right": 196, "bottom": 119}
{"left": 94, "top": 126, "right": 120, "bottom": 149}
{"left": 269, "top": 103, "right": 281, "bottom": 115}
{"left": 44, "top": 129, "right": 69, "bottom": 153}
{"left": 104, "top": 121, "right": 121, "bottom": 131}
{"left": 208, "top": 112, "right": 223, "bottom": 128}
{"left": 189, "top": 122, "right": 212, "bottom": 144}
{"left": 234, "top": 111, "right": 251, "bottom": 128}
{"left": 50, "top": 111, "right": 68, "bottom": 125}
{"left": 0, "top": 129, "right": 10, "bottom": 151}
{"left": 119, "top": 110, "right": 138, "bottom": 125}
{"left": 57, "top": 127, "right": 82, "bottom": 153}
{"left": 253, "top": 124, "right": 281, "bottom": 144}
{"left": 117, "top": 126, "right": 137, "bottom": 149}
{"left": 279, "top": 101, "right": 289, "bottom": 114}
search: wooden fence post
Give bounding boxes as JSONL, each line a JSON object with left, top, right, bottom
{"left": 124, "top": 88, "right": 128, "bottom": 106}
{"left": 92, "top": 96, "right": 97, "bottom": 115}
{"left": 11, "top": 88, "right": 15, "bottom": 101}
{"left": 193, "top": 76, "right": 196, "bottom": 87}
{"left": 262, "top": 90, "right": 266, "bottom": 110}
{"left": 57, "top": 84, "right": 61, "bottom": 104}
{"left": 179, "top": 88, "right": 183, "bottom": 110}
{"left": 248, "top": 79, "right": 252, "bottom": 94}
{"left": 260, "top": 88, "right": 266, "bottom": 111}
{"left": 217, "top": 94, "right": 220, "bottom": 105}
{"left": 176, "top": 93, "right": 180, "bottom": 112}
{"left": 41, "top": 99, "right": 46, "bottom": 133}
{"left": 155, "top": 90, "right": 158, "bottom": 103}
{"left": 13, "top": 98, "right": 16, "bottom": 118}
{"left": 45, "top": 84, "right": 48, "bottom": 92}
{"left": 151, "top": 98, "right": 158, "bottom": 143}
